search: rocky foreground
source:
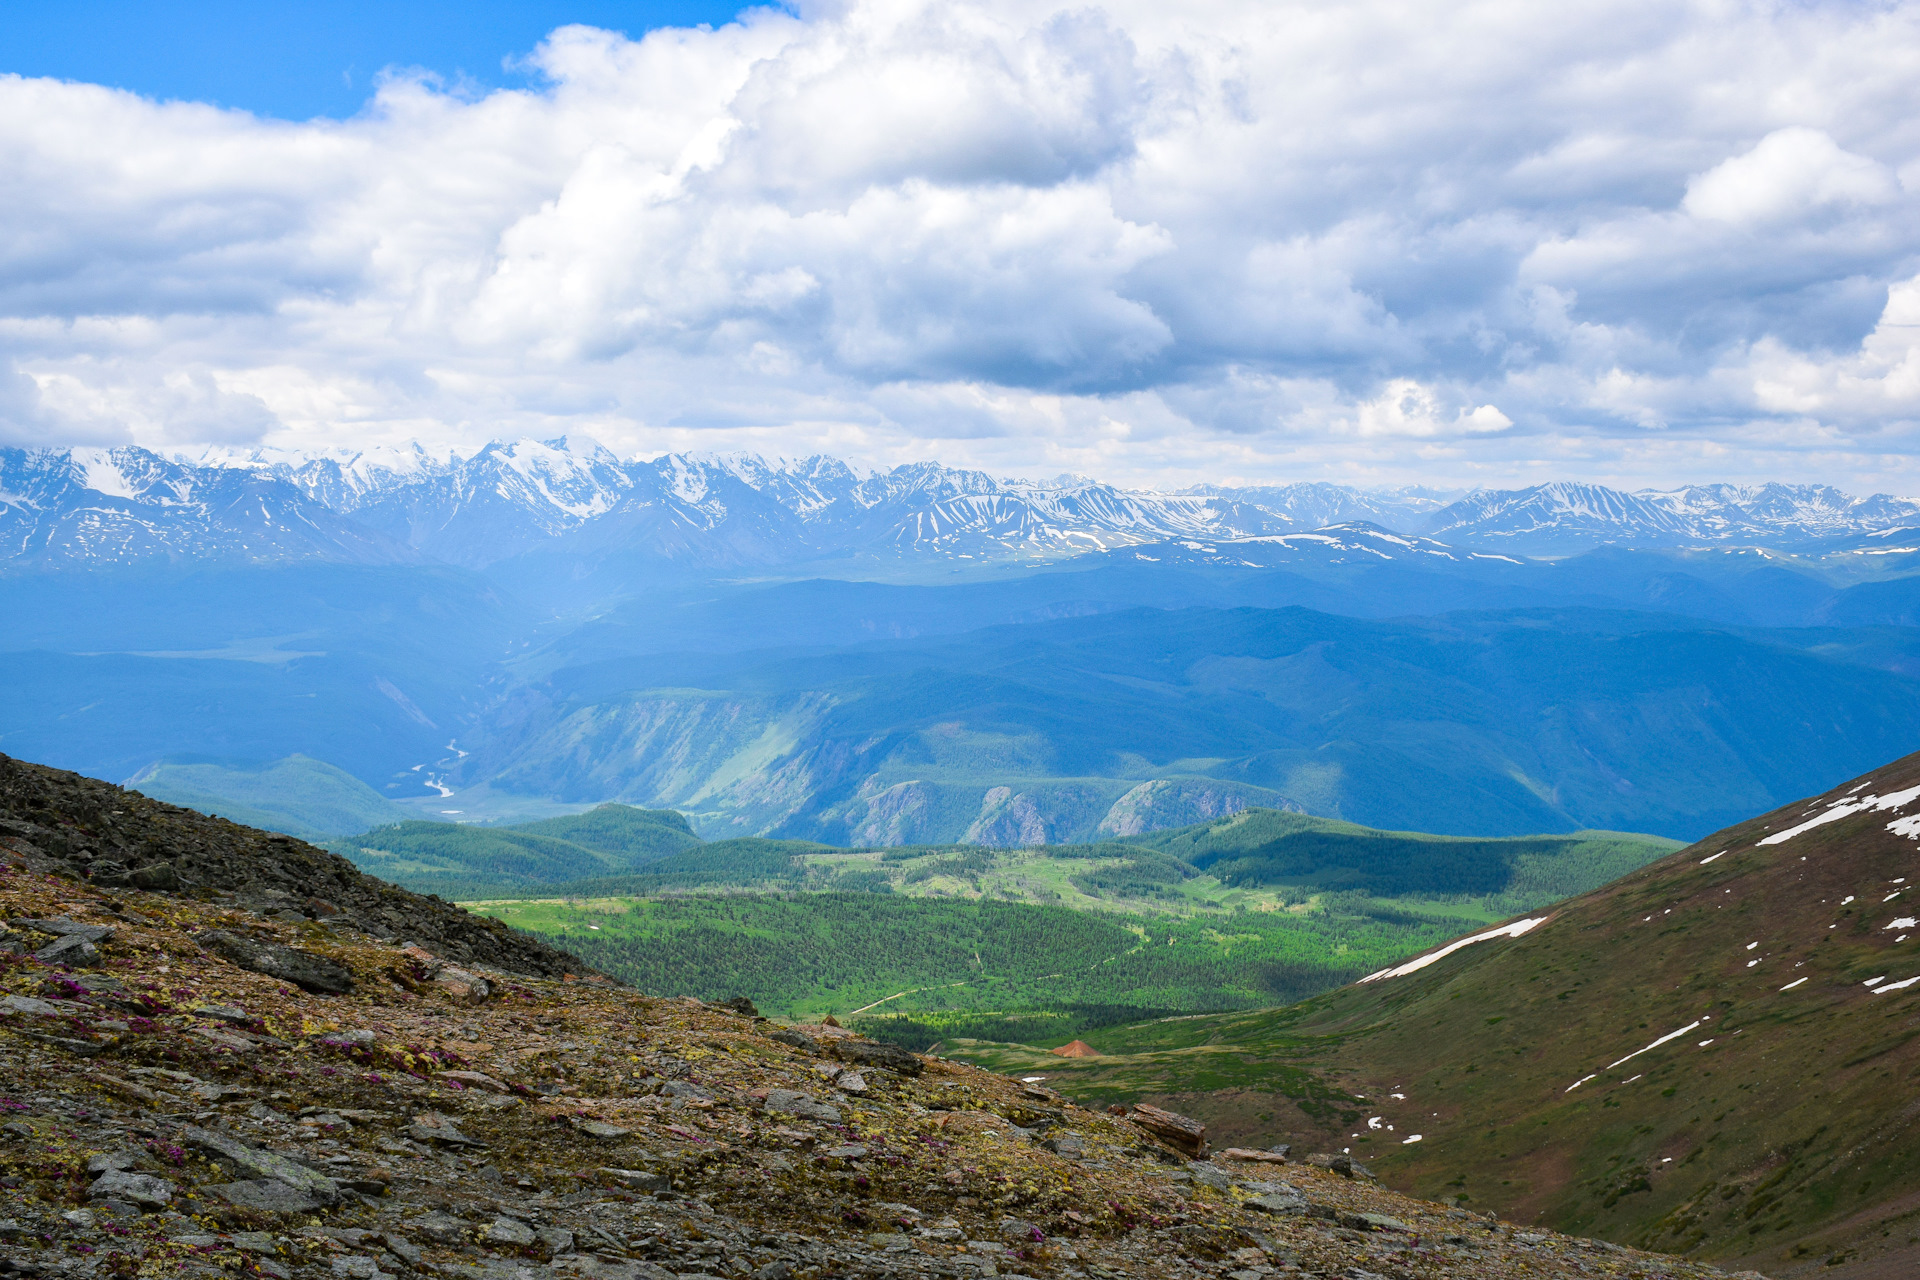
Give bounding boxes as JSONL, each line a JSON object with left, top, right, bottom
{"left": 0, "top": 757, "right": 1774, "bottom": 1280}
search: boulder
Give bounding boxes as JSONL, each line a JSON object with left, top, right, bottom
{"left": 34, "top": 934, "right": 102, "bottom": 967}
{"left": 598, "top": 1167, "right": 671, "bottom": 1194}
{"left": 482, "top": 1215, "right": 537, "bottom": 1247}
{"left": 88, "top": 1169, "right": 174, "bottom": 1209}
{"left": 408, "top": 1211, "right": 470, "bottom": 1244}
{"left": 1129, "top": 1103, "right": 1209, "bottom": 1158}
{"left": 196, "top": 930, "right": 354, "bottom": 995}
{"left": 1244, "top": 1193, "right": 1309, "bottom": 1215}
{"left": 764, "top": 1089, "right": 842, "bottom": 1123}
{"left": 180, "top": 1124, "right": 339, "bottom": 1203}
{"left": 830, "top": 1040, "right": 923, "bottom": 1077}
{"left": 208, "top": 1180, "right": 327, "bottom": 1214}
{"left": 431, "top": 965, "right": 490, "bottom": 1003}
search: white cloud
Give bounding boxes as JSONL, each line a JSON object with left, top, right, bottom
{"left": 3, "top": 0, "right": 1920, "bottom": 488}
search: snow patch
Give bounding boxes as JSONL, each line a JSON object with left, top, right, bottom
{"left": 1359, "top": 917, "right": 1548, "bottom": 982}
{"left": 1606, "top": 1019, "right": 1706, "bottom": 1071}
{"left": 1759, "top": 785, "right": 1920, "bottom": 846}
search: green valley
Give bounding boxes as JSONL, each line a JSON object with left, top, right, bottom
{"left": 440, "top": 805, "right": 1677, "bottom": 1045}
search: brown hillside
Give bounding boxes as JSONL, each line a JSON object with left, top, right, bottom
{"left": 1017, "top": 748, "right": 1920, "bottom": 1279}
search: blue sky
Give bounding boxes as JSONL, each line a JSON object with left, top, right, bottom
{"left": 3, "top": 1, "right": 750, "bottom": 118}
{"left": 1, "top": 0, "right": 1918, "bottom": 492}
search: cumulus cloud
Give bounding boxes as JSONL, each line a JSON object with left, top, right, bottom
{"left": 1, "top": 0, "right": 1920, "bottom": 488}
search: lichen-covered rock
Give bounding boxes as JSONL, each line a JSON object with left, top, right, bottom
{"left": 87, "top": 1168, "right": 174, "bottom": 1208}
{"left": 196, "top": 929, "right": 355, "bottom": 994}
{"left": 830, "top": 1039, "right": 923, "bottom": 1077}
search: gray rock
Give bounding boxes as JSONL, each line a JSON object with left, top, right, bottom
{"left": 575, "top": 1121, "right": 631, "bottom": 1139}
{"left": 193, "top": 1004, "right": 253, "bottom": 1025}
{"left": 1, "top": 995, "right": 63, "bottom": 1017}
{"left": 1189, "top": 1163, "right": 1232, "bottom": 1190}
{"left": 406, "top": 1115, "right": 481, "bottom": 1146}
{"left": 658, "top": 1080, "right": 712, "bottom": 1101}
{"left": 34, "top": 934, "right": 101, "bottom": 966}
{"left": 410, "top": 1210, "right": 471, "bottom": 1243}
{"left": 768, "top": 1030, "right": 816, "bottom": 1052}
{"left": 88, "top": 1169, "right": 174, "bottom": 1209}
{"left": 231, "top": 1232, "right": 281, "bottom": 1254}
{"left": 1345, "top": 1211, "right": 1412, "bottom": 1232}
{"left": 764, "top": 1089, "right": 841, "bottom": 1123}
{"left": 483, "top": 1215, "right": 537, "bottom": 1247}
{"left": 835, "top": 1071, "right": 868, "bottom": 1094}
{"left": 830, "top": 1040, "right": 923, "bottom": 1076}
{"left": 1243, "top": 1193, "right": 1309, "bottom": 1216}
{"left": 536, "top": 1226, "right": 574, "bottom": 1255}
{"left": 11, "top": 918, "right": 115, "bottom": 944}
{"left": 381, "top": 1233, "right": 423, "bottom": 1265}
{"left": 753, "top": 1264, "right": 793, "bottom": 1280}
{"left": 182, "top": 1124, "right": 339, "bottom": 1203}
{"left": 86, "top": 1151, "right": 142, "bottom": 1174}
{"left": 210, "top": 1180, "right": 328, "bottom": 1213}
{"left": 196, "top": 929, "right": 354, "bottom": 994}
{"left": 597, "top": 1167, "right": 671, "bottom": 1193}
{"left": 130, "top": 861, "right": 185, "bottom": 891}
{"left": 817, "top": 1144, "right": 869, "bottom": 1160}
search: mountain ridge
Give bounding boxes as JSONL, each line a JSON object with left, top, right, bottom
{"left": 10, "top": 441, "right": 1920, "bottom": 573}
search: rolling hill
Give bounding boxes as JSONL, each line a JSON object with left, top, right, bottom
{"left": 982, "top": 748, "right": 1920, "bottom": 1278}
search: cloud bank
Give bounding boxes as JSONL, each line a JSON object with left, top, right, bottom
{"left": 3, "top": 0, "right": 1920, "bottom": 489}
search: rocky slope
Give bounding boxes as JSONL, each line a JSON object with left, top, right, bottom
{"left": 997, "top": 748, "right": 1920, "bottom": 1279}
{"left": 0, "top": 754, "right": 1770, "bottom": 1280}
{"left": 0, "top": 753, "right": 589, "bottom": 980}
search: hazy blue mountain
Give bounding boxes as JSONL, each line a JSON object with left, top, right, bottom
{"left": 479, "top": 605, "right": 1920, "bottom": 844}
{"left": 126, "top": 754, "right": 415, "bottom": 839}
{"left": 7, "top": 441, "right": 1920, "bottom": 854}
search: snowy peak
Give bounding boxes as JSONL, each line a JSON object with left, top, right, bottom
{"left": 1425, "top": 481, "right": 1920, "bottom": 552}
{"left": 6, "top": 440, "right": 1919, "bottom": 571}
{"left": 0, "top": 445, "right": 420, "bottom": 569}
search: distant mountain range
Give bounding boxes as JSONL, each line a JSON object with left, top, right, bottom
{"left": 6, "top": 440, "right": 1920, "bottom": 574}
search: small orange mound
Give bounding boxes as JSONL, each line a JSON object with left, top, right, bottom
{"left": 1050, "top": 1039, "right": 1100, "bottom": 1057}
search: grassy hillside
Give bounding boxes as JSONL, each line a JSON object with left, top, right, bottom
{"left": 994, "top": 750, "right": 1920, "bottom": 1278}
{"left": 126, "top": 753, "right": 415, "bottom": 839}
{"left": 403, "top": 803, "right": 1674, "bottom": 908}
{"left": 464, "top": 891, "right": 1480, "bottom": 1025}
{"left": 333, "top": 802, "right": 699, "bottom": 896}
{"left": 454, "top": 809, "right": 1677, "bottom": 1047}
{"left": 1131, "top": 808, "right": 1682, "bottom": 908}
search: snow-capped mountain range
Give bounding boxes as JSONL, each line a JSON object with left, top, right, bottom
{"left": 3, "top": 439, "right": 1918, "bottom": 572}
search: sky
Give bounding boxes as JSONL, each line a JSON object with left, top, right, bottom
{"left": 2, "top": 0, "right": 1919, "bottom": 492}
